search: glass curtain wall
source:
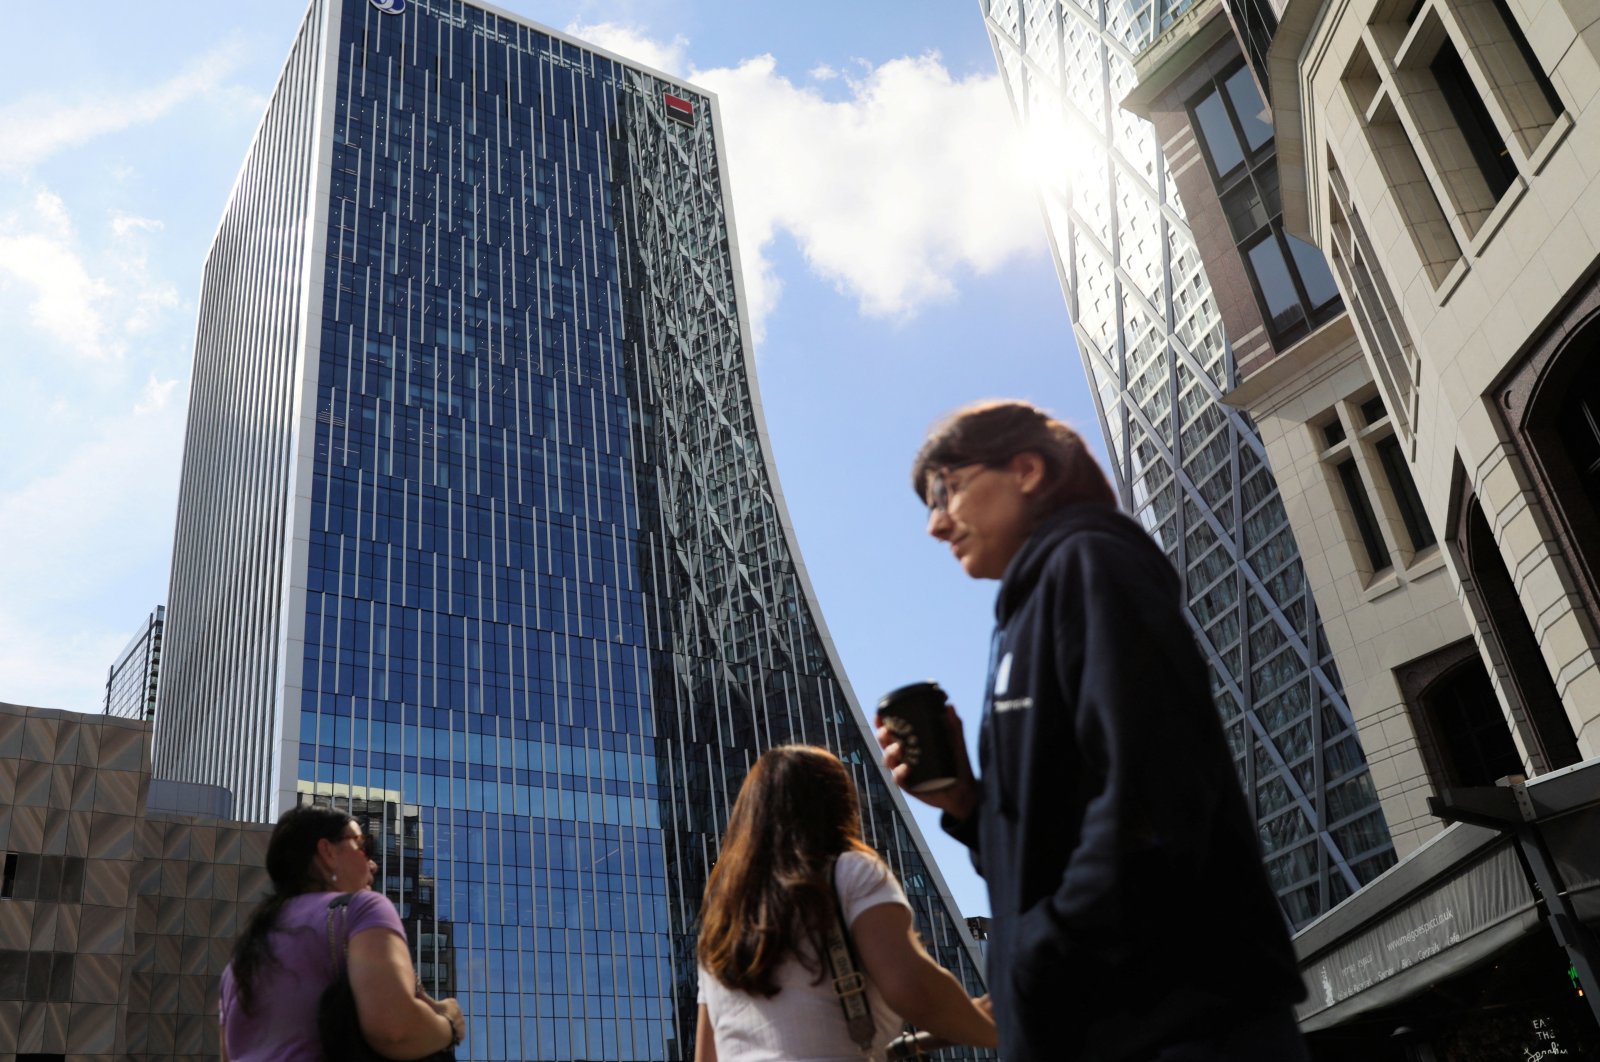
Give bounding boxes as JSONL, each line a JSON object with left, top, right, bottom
{"left": 978, "top": 0, "right": 1396, "bottom": 927}
{"left": 158, "top": 1, "right": 985, "bottom": 1058}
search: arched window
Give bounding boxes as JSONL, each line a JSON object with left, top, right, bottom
{"left": 1447, "top": 483, "right": 1581, "bottom": 774}
{"left": 1416, "top": 656, "right": 1523, "bottom": 788}
{"left": 1396, "top": 639, "right": 1519, "bottom": 790}
{"left": 1498, "top": 277, "right": 1600, "bottom": 633}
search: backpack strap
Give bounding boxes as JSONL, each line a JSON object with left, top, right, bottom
{"left": 823, "top": 857, "right": 878, "bottom": 1053}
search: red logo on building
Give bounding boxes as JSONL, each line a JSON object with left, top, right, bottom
{"left": 664, "top": 93, "right": 694, "bottom": 125}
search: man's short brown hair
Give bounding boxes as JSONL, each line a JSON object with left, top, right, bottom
{"left": 911, "top": 399, "right": 1116, "bottom": 514}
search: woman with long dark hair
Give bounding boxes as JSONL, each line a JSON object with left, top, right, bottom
{"left": 219, "top": 803, "right": 465, "bottom": 1060}
{"left": 695, "top": 744, "right": 996, "bottom": 1061}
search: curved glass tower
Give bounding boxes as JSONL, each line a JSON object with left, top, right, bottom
{"left": 979, "top": 0, "right": 1395, "bottom": 927}
{"left": 154, "top": 1, "right": 984, "bottom": 1057}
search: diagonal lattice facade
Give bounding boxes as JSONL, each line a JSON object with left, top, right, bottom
{"left": 154, "top": 1, "right": 985, "bottom": 1058}
{"left": 611, "top": 58, "right": 992, "bottom": 1060}
{"left": 979, "top": 0, "right": 1395, "bottom": 927}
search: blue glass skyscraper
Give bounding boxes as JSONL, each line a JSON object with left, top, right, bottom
{"left": 154, "top": 1, "right": 984, "bottom": 1058}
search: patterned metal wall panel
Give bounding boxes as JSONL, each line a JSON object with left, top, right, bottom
{"left": 978, "top": 0, "right": 1396, "bottom": 927}
{"left": 151, "top": 1, "right": 987, "bottom": 1059}
{"left": 0, "top": 705, "right": 142, "bottom": 1058}
{"left": 0, "top": 702, "right": 273, "bottom": 1062}
{"left": 124, "top": 815, "right": 272, "bottom": 1062}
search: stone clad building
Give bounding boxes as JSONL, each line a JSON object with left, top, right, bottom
{"left": 1267, "top": 0, "right": 1600, "bottom": 767}
{"left": 1111, "top": 0, "right": 1600, "bottom": 1054}
{"left": 1123, "top": 0, "right": 1487, "bottom": 862}
{"left": 0, "top": 701, "right": 271, "bottom": 1061}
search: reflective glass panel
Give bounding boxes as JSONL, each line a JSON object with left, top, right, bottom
{"left": 1286, "top": 234, "right": 1341, "bottom": 310}
{"left": 1224, "top": 66, "right": 1273, "bottom": 152}
{"left": 1246, "top": 235, "right": 1303, "bottom": 333}
{"left": 1193, "top": 87, "right": 1245, "bottom": 176}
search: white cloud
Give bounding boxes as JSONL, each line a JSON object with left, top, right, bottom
{"left": 135, "top": 374, "right": 181, "bottom": 415}
{"left": 692, "top": 52, "right": 1045, "bottom": 336}
{"left": 0, "top": 193, "right": 114, "bottom": 357}
{"left": 0, "top": 44, "right": 244, "bottom": 174}
{"left": 565, "top": 21, "right": 690, "bottom": 78}
{"left": 559, "top": 27, "right": 1045, "bottom": 340}
{"left": 0, "top": 190, "right": 179, "bottom": 360}
{"left": 112, "top": 214, "right": 164, "bottom": 237}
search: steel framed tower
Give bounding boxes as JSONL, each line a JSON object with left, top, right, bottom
{"left": 979, "top": 0, "right": 1395, "bottom": 927}
{"left": 155, "top": 1, "right": 985, "bottom": 1057}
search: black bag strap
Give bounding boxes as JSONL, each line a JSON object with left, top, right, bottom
{"left": 326, "top": 893, "right": 357, "bottom": 975}
{"left": 823, "top": 857, "right": 878, "bottom": 1053}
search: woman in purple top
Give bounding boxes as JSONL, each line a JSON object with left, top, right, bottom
{"left": 219, "top": 804, "right": 465, "bottom": 1061}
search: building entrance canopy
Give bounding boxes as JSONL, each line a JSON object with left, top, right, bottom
{"left": 1294, "top": 759, "right": 1600, "bottom": 1032}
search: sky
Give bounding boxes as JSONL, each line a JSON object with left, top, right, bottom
{"left": 0, "top": 0, "right": 1102, "bottom": 920}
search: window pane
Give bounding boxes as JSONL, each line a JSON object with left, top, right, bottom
{"left": 1194, "top": 87, "right": 1246, "bottom": 176}
{"left": 1337, "top": 458, "right": 1391, "bottom": 571}
{"left": 1224, "top": 66, "right": 1274, "bottom": 152}
{"left": 1430, "top": 39, "right": 1517, "bottom": 200}
{"left": 1556, "top": 356, "right": 1600, "bottom": 513}
{"left": 1377, "top": 435, "right": 1436, "bottom": 551}
{"left": 1246, "top": 235, "right": 1305, "bottom": 336}
{"left": 1223, "top": 182, "right": 1269, "bottom": 239}
{"left": 1286, "top": 234, "right": 1341, "bottom": 309}
{"left": 1256, "top": 158, "right": 1282, "bottom": 215}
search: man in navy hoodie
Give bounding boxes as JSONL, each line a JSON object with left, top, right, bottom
{"left": 879, "top": 400, "right": 1308, "bottom": 1061}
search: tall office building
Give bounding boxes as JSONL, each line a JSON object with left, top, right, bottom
{"left": 104, "top": 605, "right": 164, "bottom": 720}
{"left": 154, "top": 1, "right": 984, "bottom": 1058}
{"left": 978, "top": 0, "right": 1395, "bottom": 926}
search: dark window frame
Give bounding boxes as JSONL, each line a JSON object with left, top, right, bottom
{"left": 1429, "top": 38, "right": 1518, "bottom": 203}
{"left": 1337, "top": 456, "right": 1392, "bottom": 573}
{"left": 1187, "top": 60, "right": 1343, "bottom": 347}
{"left": 1395, "top": 638, "right": 1522, "bottom": 790}
{"left": 1495, "top": 270, "right": 1600, "bottom": 641}
{"left": 1489, "top": 0, "right": 1564, "bottom": 117}
{"left": 1223, "top": 0, "right": 1280, "bottom": 103}
{"left": 1446, "top": 470, "right": 1582, "bottom": 773}
{"left": 1375, "top": 432, "right": 1437, "bottom": 553}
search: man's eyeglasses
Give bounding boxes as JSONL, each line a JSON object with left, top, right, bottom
{"left": 926, "top": 463, "right": 988, "bottom": 514}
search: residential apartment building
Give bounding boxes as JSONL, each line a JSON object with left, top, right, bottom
{"left": 152, "top": 1, "right": 984, "bottom": 1058}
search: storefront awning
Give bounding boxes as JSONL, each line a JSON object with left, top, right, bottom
{"left": 1293, "top": 759, "right": 1600, "bottom": 1033}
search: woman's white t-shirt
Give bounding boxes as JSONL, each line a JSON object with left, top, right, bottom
{"left": 697, "top": 851, "right": 911, "bottom": 1061}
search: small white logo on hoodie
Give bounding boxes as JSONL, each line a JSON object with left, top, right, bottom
{"left": 994, "top": 652, "right": 1013, "bottom": 696}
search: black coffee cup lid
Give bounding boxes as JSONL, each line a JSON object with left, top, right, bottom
{"left": 877, "top": 681, "right": 945, "bottom": 710}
